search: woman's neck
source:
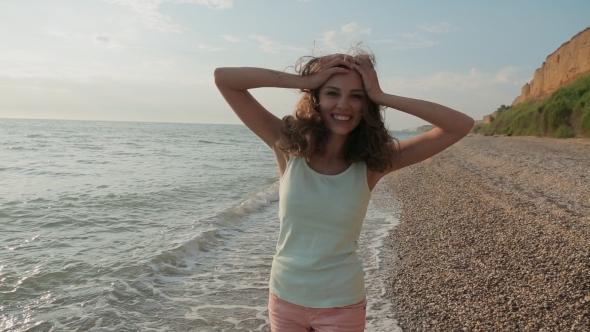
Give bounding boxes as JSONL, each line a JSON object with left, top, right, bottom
{"left": 317, "top": 133, "right": 348, "bottom": 162}
{"left": 305, "top": 133, "right": 351, "bottom": 175}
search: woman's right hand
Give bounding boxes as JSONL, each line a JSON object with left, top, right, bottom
{"left": 304, "top": 54, "right": 354, "bottom": 89}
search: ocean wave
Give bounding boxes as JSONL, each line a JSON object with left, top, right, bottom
{"left": 217, "top": 182, "right": 279, "bottom": 222}
{"left": 150, "top": 229, "right": 223, "bottom": 269}
{"left": 147, "top": 183, "right": 279, "bottom": 273}
{"left": 196, "top": 139, "right": 231, "bottom": 145}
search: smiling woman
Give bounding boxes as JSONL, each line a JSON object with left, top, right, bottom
{"left": 214, "top": 47, "right": 473, "bottom": 331}
{"left": 279, "top": 53, "right": 397, "bottom": 175}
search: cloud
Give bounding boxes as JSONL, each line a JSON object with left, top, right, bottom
{"left": 379, "top": 67, "right": 528, "bottom": 122}
{"left": 248, "top": 35, "right": 306, "bottom": 53}
{"left": 341, "top": 22, "right": 371, "bottom": 35}
{"left": 95, "top": 35, "right": 110, "bottom": 43}
{"left": 420, "top": 22, "right": 452, "bottom": 34}
{"left": 0, "top": 47, "right": 181, "bottom": 81}
{"left": 198, "top": 44, "right": 226, "bottom": 52}
{"left": 45, "top": 28, "right": 85, "bottom": 40}
{"left": 494, "top": 66, "right": 520, "bottom": 84}
{"left": 141, "top": 60, "right": 175, "bottom": 69}
{"left": 192, "top": 0, "right": 232, "bottom": 9}
{"left": 382, "top": 67, "right": 523, "bottom": 93}
{"left": 92, "top": 34, "right": 125, "bottom": 50}
{"left": 221, "top": 34, "right": 245, "bottom": 43}
{"left": 0, "top": 56, "right": 110, "bottom": 80}
{"left": 0, "top": 50, "right": 45, "bottom": 64}
{"left": 101, "top": 0, "right": 232, "bottom": 33}
{"left": 316, "top": 22, "right": 371, "bottom": 51}
{"left": 493, "top": 67, "right": 529, "bottom": 86}
{"left": 375, "top": 33, "right": 439, "bottom": 50}
{"left": 101, "top": 0, "right": 181, "bottom": 33}
{"left": 46, "top": 28, "right": 124, "bottom": 50}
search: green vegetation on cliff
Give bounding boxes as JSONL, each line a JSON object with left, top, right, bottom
{"left": 473, "top": 73, "right": 590, "bottom": 138}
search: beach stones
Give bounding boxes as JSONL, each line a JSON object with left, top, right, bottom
{"left": 383, "top": 136, "right": 590, "bottom": 332}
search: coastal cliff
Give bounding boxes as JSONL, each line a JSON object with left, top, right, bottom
{"left": 473, "top": 27, "right": 590, "bottom": 138}
{"left": 513, "top": 27, "right": 590, "bottom": 105}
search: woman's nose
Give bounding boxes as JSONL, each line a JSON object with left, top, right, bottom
{"left": 337, "top": 97, "right": 350, "bottom": 109}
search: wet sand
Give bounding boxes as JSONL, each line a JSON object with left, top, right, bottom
{"left": 381, "top": 135, "right": 590, "bottom": 331}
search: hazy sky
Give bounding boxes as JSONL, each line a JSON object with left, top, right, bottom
{"left": 1, "top": 0, "right": 589, "bottom": 129}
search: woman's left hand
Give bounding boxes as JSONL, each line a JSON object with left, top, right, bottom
{"left": 351, "top": 55, "right": 383, "bottom": 101}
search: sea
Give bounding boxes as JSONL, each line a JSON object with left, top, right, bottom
{"left": 1, "top": 119, "right": 419, "bottom": 332}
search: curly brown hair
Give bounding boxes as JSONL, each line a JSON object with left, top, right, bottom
{"left": 278, "top": 51, "right": 398, "bottom": 173}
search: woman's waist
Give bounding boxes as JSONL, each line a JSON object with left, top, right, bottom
{"left": 272, "top": 250, "right": 362, "bottom": 272}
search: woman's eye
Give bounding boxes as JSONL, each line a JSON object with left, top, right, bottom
{"left": 351, "top": 94, "right": 363, "bottom": 99}
{"left": 327, "top": 91, "right": 338, "bottom": 96}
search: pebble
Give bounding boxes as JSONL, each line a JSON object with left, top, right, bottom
{"left": 380, "top": 136, "right": 590, "bottom": 332}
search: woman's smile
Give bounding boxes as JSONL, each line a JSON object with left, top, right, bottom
{"left": 319, "top": 70, "right": 366, "bottom": 136}
{"left": 332, "top": 114, "right": 353, "bottom": 121}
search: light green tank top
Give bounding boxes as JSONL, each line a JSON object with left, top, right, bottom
{"left": 269, "top": 157, "right": 371, "bottom": 308}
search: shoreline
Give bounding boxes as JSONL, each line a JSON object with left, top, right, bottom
{"left": 380, "top": 135, "right": 590, "bottom": 331}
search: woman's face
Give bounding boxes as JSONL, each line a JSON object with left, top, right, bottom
{"left": 317, "top": 70, "right": 365, "bottom": 137}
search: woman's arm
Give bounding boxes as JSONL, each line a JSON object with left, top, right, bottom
{"left": 351, "top": 57, "right": 474, "bottom": 177}
{"left": 214, "top": 68, "right": 301, "bottom": 148}
{"left": 214, "top": 56, "right": 351, "bottom": 148}
{"left": 372, "top": 94, "right": 474, "bottom": 171}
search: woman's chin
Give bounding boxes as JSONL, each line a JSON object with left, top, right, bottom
{"left": 327, "top": 126, "right": 355, "bottom": 137}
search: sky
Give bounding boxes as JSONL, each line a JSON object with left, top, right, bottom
{"left": 1, "top": 0, "right": 589, "bottom": 130}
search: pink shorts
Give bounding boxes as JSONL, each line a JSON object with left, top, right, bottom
{"left": 268, "top": 293, "right": 366, "bottom": 332}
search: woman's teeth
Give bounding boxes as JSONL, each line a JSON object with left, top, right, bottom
{"left": 332, "top": 114, "right": 352, "bottom": 121}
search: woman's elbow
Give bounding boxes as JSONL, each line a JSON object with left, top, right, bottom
{"left": 460, "top": 115, "right": 475, "bottom": 135}
{"left": 214, "top": 67, "right": 227, "bottom": 87}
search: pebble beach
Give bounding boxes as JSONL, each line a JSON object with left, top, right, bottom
{"left": 382, "top": 135, "right": 590, "bottom": 331}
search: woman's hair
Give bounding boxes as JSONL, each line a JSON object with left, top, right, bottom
{"left": 278, "top": 50, "right": 398, "bottom": 173}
